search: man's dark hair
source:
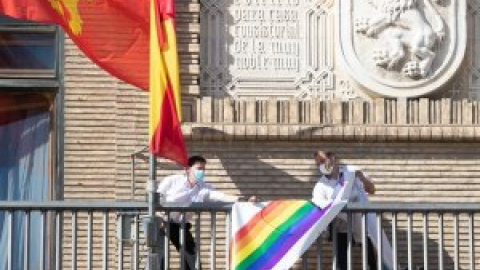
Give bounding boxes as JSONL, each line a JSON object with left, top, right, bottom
{"left": 314, "top": 150, "right": 335, "bottom": 158}
{"left": 188, "top": 155, "right": 207, "bottom": 167}
{"left": 325, "top": 151, "right": 335, "bottom": 158}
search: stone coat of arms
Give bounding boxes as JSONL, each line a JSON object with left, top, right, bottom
{"left": 338, "top": 0, "right": 466, "bottom": 97}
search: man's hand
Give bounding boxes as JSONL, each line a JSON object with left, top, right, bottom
{"left": 355, "top": 170, "right": 375, "bottom": 195}
{"left": 354, "top": 170, "right": 362, "bottom": 178}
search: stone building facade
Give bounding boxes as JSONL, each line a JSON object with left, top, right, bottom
{"left": 58, "top": 0, "right": 480, "bottom": 269}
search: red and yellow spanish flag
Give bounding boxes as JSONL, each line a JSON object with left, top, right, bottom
{"left": 148, "top": 0, "right": 187, "bottom": 166}
{"left": 0, "top": 0, "right": 188, "bottom": 165}
{"left": 0, "top": 0, "right": 150, "bottom": 90}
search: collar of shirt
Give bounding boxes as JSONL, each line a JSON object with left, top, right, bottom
{"left": 320, "top": 166, "right": 347, "bottom": 183}
{"left": 177, "top": 174, "right": 208, "bottom": 190}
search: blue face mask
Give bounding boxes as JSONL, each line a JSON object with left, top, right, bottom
{"left": 193, "top": 169, "right": 205, "bottom": 183}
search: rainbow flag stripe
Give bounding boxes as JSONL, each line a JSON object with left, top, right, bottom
{"left": 232, "top": 200, "right": 332, "bottom": 270}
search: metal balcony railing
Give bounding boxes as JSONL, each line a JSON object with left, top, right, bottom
{"left": 0, "top": 201, "right": 478, "bottom": 270}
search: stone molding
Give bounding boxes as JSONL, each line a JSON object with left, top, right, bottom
{"left": 182, "top": 97, "right": 480, "bottom": 141}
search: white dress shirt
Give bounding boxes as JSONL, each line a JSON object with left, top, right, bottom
{"left": 312, "top": 165, "right": 367, "bottom": 240}
{"left": 157, "top": 174, "right": 231, "bottom": 222}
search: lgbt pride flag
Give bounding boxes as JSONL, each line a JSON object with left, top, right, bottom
{"left": 231, "top": 171, "right": 394, "bottom": 270}
{"left": 231, "top": 172, "right": 354, "bottom": 270}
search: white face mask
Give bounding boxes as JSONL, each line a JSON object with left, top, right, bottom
{"left": 318, "top": 163, "right": 333, "bottom": 175}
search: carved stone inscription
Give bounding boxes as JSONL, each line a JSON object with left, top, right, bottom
{"left": 200, "top": 0, "right": 334, "bottom": 99}
{"left": 231, "top": 0, "right": 300, "bottom": 74}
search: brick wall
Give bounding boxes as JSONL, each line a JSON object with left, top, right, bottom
{"left": 60, "top": 0, "right": 480, "bottom": 268}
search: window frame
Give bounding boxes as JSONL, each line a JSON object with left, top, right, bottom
{"left": 0, "top": 19, "right": 64, "bottom": 200}
{"left": 0, "top": 18, "right": 64, "bottom": 269}
{"left": 0, "top": 21, "right": 60, "bottom": 86}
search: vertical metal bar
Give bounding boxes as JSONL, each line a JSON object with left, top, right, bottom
{"left": 454, "top": 213, "right": 459, "bottom": 270}
{"left": 72, "top": 211, "right": 77, "bottom": 270}
{"left": 469, "top": 213, "right": 475, "bottom": 270}
{"left": 210, "top": 212, "right": 217, "bottom": 270}
{"left": 148, "top": 154, "right": 157, "bottom": 216}
{"left": 196, "top": 212, "right": 201, "bottom": 270}
{"left": 392, "top": 213, "right": 397, "bottom": 270}
{"left": 438, "top": 213, "right": 444, "bottom": 270}
{"left": 134, "top": 214, "right": 139, "bottom": 270}
{"left": 377, "top": 213, "right": 383, "bottom": 270}
{"left": 164, "top": 212, "right": 170, "bottom": 270}
{"left": 118, "top": 215, "right": 124, "bottom": 270}
{"left": 407, "top": 213, "right": 412, "bottom": 270}
{"left": 226, "top": 212, "right": 231, "bottom": 270}
{"left": 302, "top": 254, "right": 308, "bottom": 270}
{"left": 148, "top": 154, "right": 157, "bottom": 268}
{"left": 347, "top": 212, "right": 352, "bottom": 270}
{"left": 87, "top": 211, "right": 93, "bottom": 270}
{"left": 332, "top": 224, "right": 337, "bottom": 270}
{"left": 103, "top": 211, "right": 109, "bottom": 270}
{"left": 40, "top": 211, "right": 46, "bottom": 270}
{"left": 423, "top": 212, "right": 428, "bottom": 270}
{"left": 316, "top": 236, "right": 322, "bottom": 270}
{"left": 180, "top": 216, "right": 186, "bottom": 270}
{"left": 24, "top": 211, "right": 30, "bottom": 270}
{"left": 56, "top": 211, "right": 62, "bottom": 270}
{"left": 7, "top": 211, "right": 13, "bottom": 270}
{"left": 362, "top": 212, "right": 367, "bottom": 270}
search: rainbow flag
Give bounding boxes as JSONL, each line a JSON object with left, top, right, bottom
{"left": 231, "top": 172, "right": 354, "bottom": 270}
{"left": 231, "top": 170, "right": 394, "bottom": 270}
{"left": 231, "top": 200, "right": 344, "bottom": 270}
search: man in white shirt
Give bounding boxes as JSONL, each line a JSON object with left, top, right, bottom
{"left": 312, "top": 150, "right": 377, "bottom": 270}
{"left": 156, "top": 155, "right": 255, "bottom": 270}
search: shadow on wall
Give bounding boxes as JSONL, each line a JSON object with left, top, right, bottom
{"left": 159, "top": 126, "right": 475, "bottom": 269}
{"left": 186, "top": 127, "right": 319, "bottom": 201}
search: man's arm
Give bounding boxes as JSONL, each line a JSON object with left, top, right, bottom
{"left": 157, "top": 176, "right": 193, "bottom": 203}
{"left": 156, "top": 176, "right": 172, "bottom": 195}
{"left": 205, "top": 185, "right": 256, "bottom": 202}
{"left": 312, "top": 181, "right": 329, "bottom": 208}
{"left": 355, "top": 171, "right": 375, "bottom": 195}
{"left": 211, "top": 191, "right": 240, "bottom": 202}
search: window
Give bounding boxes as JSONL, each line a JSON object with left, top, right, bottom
{"left": 0, "top": 16, "right": 57, "bottom": 78}
{"left": 0, "top": 15, "right": 63, "bottom": 269}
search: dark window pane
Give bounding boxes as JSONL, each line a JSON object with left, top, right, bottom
{"left": 0, "top": 15, "right": 37, "bottom": 25}
{"left": 0, "top": 32, "right": 55, "bottom": 69}
{"left": 0, "top": 16, "right": 56, "bottom": 77}
{"left": 0, "top": 92, "right": 51, "bottom": 125}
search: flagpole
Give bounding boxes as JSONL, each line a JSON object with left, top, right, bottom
{"left": 146, "top": 153, "right": 159, "bottom": 269}
{"left": 148, "top": 153, "right": 157, "bottom": 217}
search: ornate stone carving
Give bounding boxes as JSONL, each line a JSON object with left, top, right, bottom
{"left": 338, "top": 0, "right": 467, "bottom": 98}
{"left": 355, "top": 0, "right": 445, "bottom": 78}
{"left": 200, "top": 0, "right": 336, "bottom": 100}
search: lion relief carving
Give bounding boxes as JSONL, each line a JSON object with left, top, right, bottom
{"left": 355, "top": 0, "right": 445, "bottom": 79}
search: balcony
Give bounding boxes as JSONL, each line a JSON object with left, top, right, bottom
{"left": 0, "top": 201, "right": 478, "bottom": 270}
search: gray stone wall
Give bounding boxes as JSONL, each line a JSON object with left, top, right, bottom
{"left": 60, "top": 0, "right": 480, "bottom": 268}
